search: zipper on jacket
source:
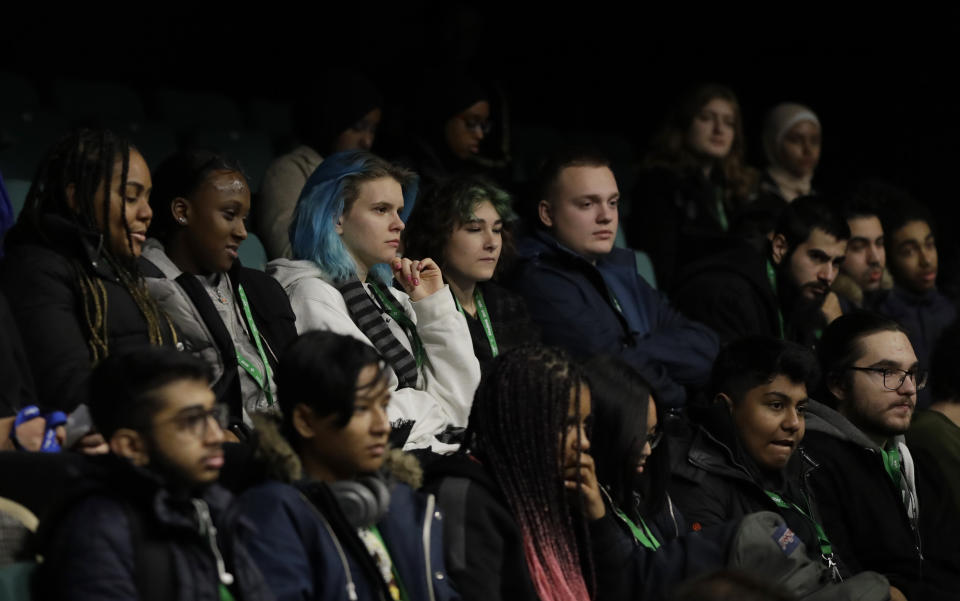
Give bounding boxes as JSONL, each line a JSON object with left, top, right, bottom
{"left": 191, "top": 498, "right": 235, "bottom": 586}
{"left": 422, "top": 493, "right": 438, "bottom": 601}
{"left": 302, "top": 493, "right": 361, "bottom": 601}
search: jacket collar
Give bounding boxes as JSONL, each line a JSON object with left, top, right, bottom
{"left": 804, "top": 399, "right": 905, "bottom": 451}
{"left": 516, "top": 229, "right": 633, "bottom": 272}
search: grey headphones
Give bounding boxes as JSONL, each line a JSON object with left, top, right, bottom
{"left": 328, "top": 475, "right": 392, "bottom": 528}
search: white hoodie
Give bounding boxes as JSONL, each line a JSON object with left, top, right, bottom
{"left": 268, "top": 258, "right": 481, "bottom": 454}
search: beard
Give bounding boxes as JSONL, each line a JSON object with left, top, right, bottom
{"left": 775, "top": 263, "right": 827, "bottom": 316}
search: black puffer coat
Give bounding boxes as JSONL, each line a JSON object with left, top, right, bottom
{"left": 0, "top": 215, "right": 176, "bottom": 413}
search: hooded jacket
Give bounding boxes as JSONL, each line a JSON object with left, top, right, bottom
{"left": 673, "top": 243, "right": 829, "bottom": 348}
{"left": 236, "top": 419, "right": 458, "bottom": 601}
{"left": 140, "top": 239, "right": 297, "bottom": 422}
{"left": 802, "top": 400, "right": 960, "bottom": 599}
{"left": 268, "top": 258, "right": 480, "bottom": 453}
{"left": 34, "top": 453, "right": 272, "bottom": 601}
{"left": 507, "top": 230, "right": 718, "bottom": 409}
{"left": 0, "top": 215, "right": 177, "bottom": 413}
{"left": 668, "top": 405, "right": 833, "bottom": 570}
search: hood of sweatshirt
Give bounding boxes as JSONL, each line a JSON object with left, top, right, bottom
{"left": 267, "top": 257, "right": 329, "bottom": 291}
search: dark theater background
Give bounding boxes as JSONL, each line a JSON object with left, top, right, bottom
{"left": 2, "top": 5, "right": 955, "bottom": 214}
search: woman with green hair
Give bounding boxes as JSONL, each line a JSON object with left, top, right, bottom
{"left": 403, "top": 175, "right": 538, "bottom": 371}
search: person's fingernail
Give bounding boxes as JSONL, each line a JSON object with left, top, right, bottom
{"left": 413, "top": 278, "right": 420, "bottom": 286}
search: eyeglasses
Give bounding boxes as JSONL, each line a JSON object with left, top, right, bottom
{"left": 846, "top": 366, "right": 928, "bottom": 391}
{"left": 645, "top": 430, "right": 664, "bottom": 450}
{"left": 461, "top": 116, "right": 493, "bottom": 135}
{"left": 159, "top": 405, "right": 229, "bottom": 438}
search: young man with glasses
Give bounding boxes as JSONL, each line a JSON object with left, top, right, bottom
{"left": 806, "top": 312, "right": 960, "bottom": 600}
{"left": 37, "top": 346, "right": 271, "bottom": 601}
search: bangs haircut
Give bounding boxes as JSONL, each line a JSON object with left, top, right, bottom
{"left": 710, "top": 336, "right": 820, "bottom": 406}
{"left": 463, "top": 345, "right": 594, "bottom": 601}
{"left": 277, "top": 331, "right": 387, "bottom": 445}
{"left": 289, "top": 150, "right": 416, "bottom": 285}
{"left": 402, "top": 174, "right": 517, "bottom": 275}
{"left": 89, "top": 346, "right": 211, "bottom": 439}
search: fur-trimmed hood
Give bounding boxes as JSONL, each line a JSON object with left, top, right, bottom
{"left": 832, "top": 269, "right": 893, "bottom": 308}
{"left": 249, "top": 414, "right": 423, "bottom": 489}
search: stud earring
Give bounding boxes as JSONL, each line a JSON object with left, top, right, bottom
{"left": 178, "top": 217, "right": 187, "bottom": 224}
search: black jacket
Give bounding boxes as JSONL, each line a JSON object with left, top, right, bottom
{"left": 673, "top": 243, "right": 828, "bottom": 347}
{"left": 625, "top": 166, "right": 746, "bottom": 291}
{"left": 0, "top": 216, "right": 176, "bottom": 413}
{"left": 803, "top": 401, "right": 960, "bottom": 600}
{"left": 0, "top": 291, "right": 36, "bottom": 417}
{"left": 425, "top": 452, "right": 734, "bottom": 601}
{"left": 668, "top": 406, "right": 832, "bottom": 570}
{"left": 424, "top": 453, "right": 540, "bottom": 601}
{"left": 34, "top": 454, "right": 273, "bottom": 601}
{"left": 455, "top": 281, "right": 539, "bottom": 374}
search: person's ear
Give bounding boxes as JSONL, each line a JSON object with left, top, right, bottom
{"left": 171, "top": 197, "right": 190, "bottom": 226}
{"left": 293, "top": 404, "right": 318, "bottom": 440}
{"left": 538, "top": 199, "right": 554, "bottom": 228}
{"left": 715, "top": 393, "right": 734, "bottom": 413}
{"left": 771, "top": 233, "right": 789, "bottom": 266}
{"left": 828, "top": 375, "right": 847, "bottom": 404}
{"left": 110, "top": 429, "right": 150, "bottom": 467}
{"left": 334, "top": 214, "right": 344, "bottom": 235}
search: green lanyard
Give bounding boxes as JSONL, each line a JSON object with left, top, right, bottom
{"left": 880, "top": 445, "right": 902, "bottom": 487}
{"left": 765, "top": 260, "right": 786, "bottom": 339}
{"left": 235, "top": 284, "right": 274, "bottom": 407}
{"left": 614, "top": 507, "right": 661, "bottom": 551}
{"left": 370, "top": 526, "right": 410, "bottom": 601}
{"left": 368, "top": 282, "right": 425, "bottom": 368}
{"left": 764, "top": 490, "right": 833, "bottom": 558}
{"left": 454, "top": 287, "right": 499, "bottom": 357}
{"left": 714, "top": 187, "right": 729, "bottom": 232}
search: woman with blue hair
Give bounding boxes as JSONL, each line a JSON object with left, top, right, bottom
{"left": 268, "top": 151, "right": 480, "bottom": 454}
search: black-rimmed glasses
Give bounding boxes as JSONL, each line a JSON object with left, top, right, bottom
{"left": 158, "top": 405, "right": 230, "bottom": 438}
{"left": 846, "top": 366, "right": 928, "bottom": 391}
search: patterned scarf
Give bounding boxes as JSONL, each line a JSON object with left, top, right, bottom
{"left": 336, "top": 277, "right": 420, "bottom": 389}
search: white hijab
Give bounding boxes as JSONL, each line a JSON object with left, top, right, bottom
{"left": 763, "top": 102, "right": 821, "bottom": 202}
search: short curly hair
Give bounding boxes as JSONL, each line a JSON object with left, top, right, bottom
{"left": 402, "top": 175, "right": 517, "bottom": 276}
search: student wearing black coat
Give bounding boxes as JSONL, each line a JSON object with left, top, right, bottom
{"left": 0, "top": 131, "right": 178, "bottom": 449}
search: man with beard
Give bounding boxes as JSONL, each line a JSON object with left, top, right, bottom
{"left": 36, "top": 347, "right": 271, "bottom": 601}
{"left": 674, "top": 196, "right": 848, "bottom": 347}
{"left": 804, "top": 312, "right": 960, "bottom": 601}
